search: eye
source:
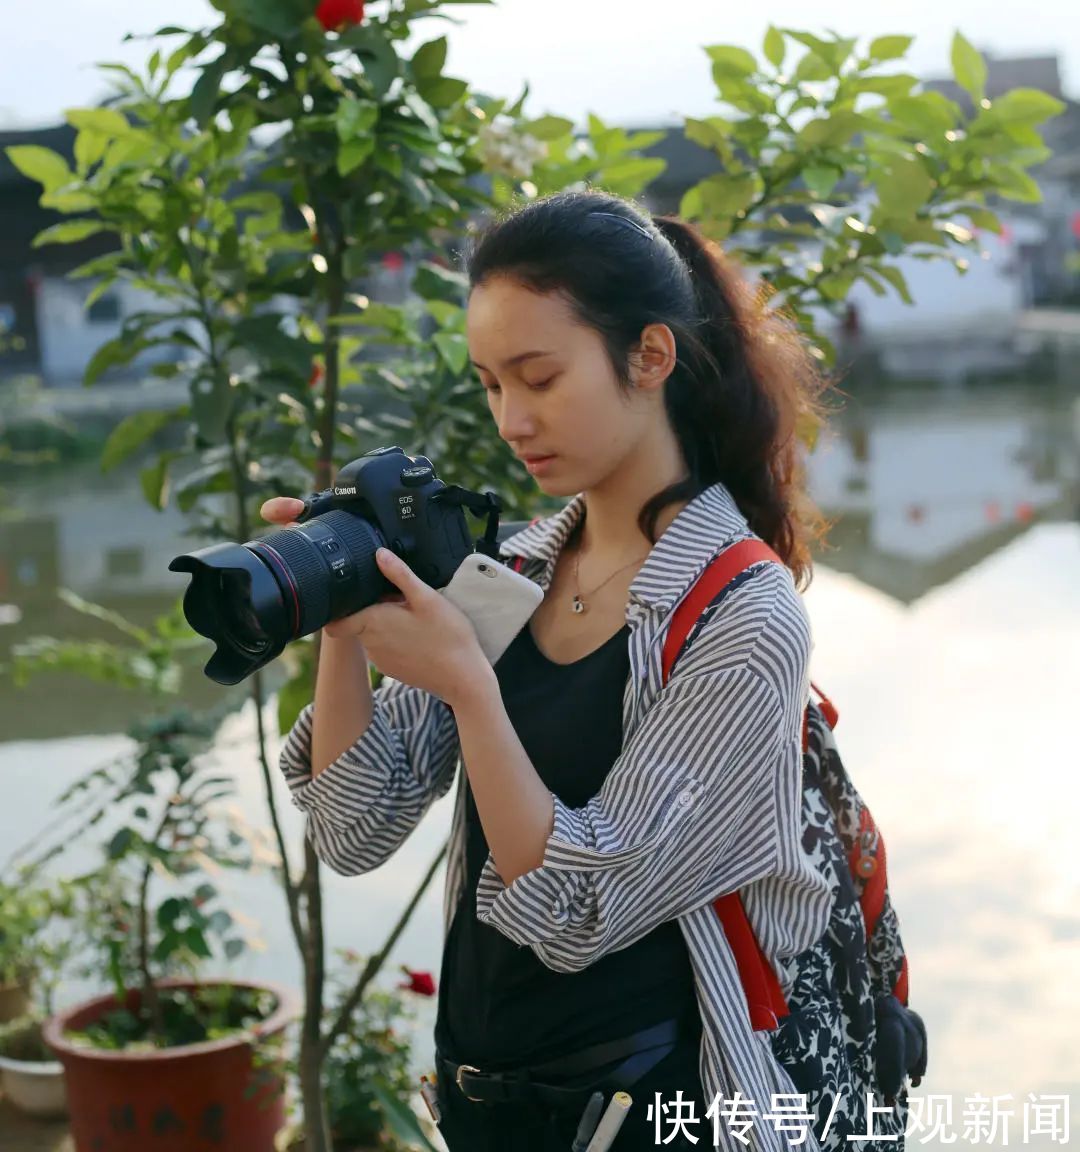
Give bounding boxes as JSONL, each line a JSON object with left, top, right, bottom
{"left": 527, "top": 375, "right": 556, "bottom": 391}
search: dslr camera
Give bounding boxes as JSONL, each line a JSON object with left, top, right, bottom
{"left": 169, "top": 446, "right": 503, "bottom": 685}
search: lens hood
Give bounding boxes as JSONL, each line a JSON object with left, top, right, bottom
{"left": 168, "top": 543, "right": 292, "bottom": 685}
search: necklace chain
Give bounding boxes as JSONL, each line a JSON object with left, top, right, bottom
{"left": 570, "top": 536, "right": 649, "bottom": 615}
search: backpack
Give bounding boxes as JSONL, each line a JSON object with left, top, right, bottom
{"left": 505, "top": 531, "right": 927, "bottom": 1152}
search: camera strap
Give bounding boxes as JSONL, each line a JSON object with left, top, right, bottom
{"left": 432, "top": 485, "right": 504, "bottom": 560}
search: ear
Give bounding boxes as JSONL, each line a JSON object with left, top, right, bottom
{"left": 628, "top": 322, "right": 678, "bottom": 393}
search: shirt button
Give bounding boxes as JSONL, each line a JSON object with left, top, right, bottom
{"left": 677, "top": 789, "right": 694, "bottom": 807}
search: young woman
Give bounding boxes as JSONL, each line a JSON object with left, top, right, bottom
{"left": 269, "top": 190, "right": 837, "bottom": 1151}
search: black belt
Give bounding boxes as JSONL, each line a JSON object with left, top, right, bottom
{"left": 437, "top": 1017, "right": 684, "bottom": 1108}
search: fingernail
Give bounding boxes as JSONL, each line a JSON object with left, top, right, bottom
{"left": 376, "top": 547, "right": 391, "bottom": 561}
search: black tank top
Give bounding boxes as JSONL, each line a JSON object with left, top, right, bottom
{"left": 433, "top": 617, "right": 698, "bottom": 1069}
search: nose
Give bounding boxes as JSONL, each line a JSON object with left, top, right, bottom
{"left": 494, "top": 390, "right": 538, "bottom": 445}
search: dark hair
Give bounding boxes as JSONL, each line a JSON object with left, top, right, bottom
{"left": 463, "top": 188, "right": 836, "bottom": 591}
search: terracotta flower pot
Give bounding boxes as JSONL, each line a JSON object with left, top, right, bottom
{"left": 44, "top": 979, "right": 300, "bottom": 1152}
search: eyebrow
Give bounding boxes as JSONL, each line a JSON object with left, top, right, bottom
{"left": 469, "top": 350, "right": 555, "bottom": 372}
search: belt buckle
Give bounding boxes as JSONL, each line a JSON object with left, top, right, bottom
{"left": 455, "top": 1063, "right": 485, "bottom": 1103}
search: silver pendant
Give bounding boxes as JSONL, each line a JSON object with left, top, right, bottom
{"left": 571, "top": 596, "right": 586, "bottom": 614}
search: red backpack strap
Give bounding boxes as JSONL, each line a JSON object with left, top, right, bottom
{"left": 506, "top": 517, "right": 543, "bottom": 573}
{"left": 661, "top": 539, "right": 791, "bottom": 1031}
{"left": 661, "top": 539, "right": 781, "bottom": 682}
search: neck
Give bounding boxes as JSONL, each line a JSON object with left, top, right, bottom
{"left": 576, "top": 433, "right": 690, "bottom": 560}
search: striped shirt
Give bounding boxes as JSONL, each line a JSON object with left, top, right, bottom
{"left": 280, "top": 481, "right": 833, "bottom": 1152}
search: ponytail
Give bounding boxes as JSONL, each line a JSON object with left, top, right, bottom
{"left": 644, "top": 215, "right": 833, "bottom": 590}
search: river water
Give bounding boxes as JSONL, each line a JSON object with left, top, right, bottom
{"left": 2, "top": 380, "right": 1079, "bottom": 1145}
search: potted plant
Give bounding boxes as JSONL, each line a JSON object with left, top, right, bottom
{"left": 0, "top": 870, "right": 79, "bottom": 1117}
{"left": 275, "top": 956, "right": 439, "bottom": 1152}
{"left": 0, "top": 1015, "right": 68, "bottom": 1119}
{"left": 35, "top": 704, "right": 300, "bottom": 1152}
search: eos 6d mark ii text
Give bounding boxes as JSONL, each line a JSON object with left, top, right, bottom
{"left": 168, "top": 447, "right": 503, "bottom": 685}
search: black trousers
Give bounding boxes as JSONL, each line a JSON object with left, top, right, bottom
{"left": 434, "top": 1036, "right": 713, "bottom": 1151}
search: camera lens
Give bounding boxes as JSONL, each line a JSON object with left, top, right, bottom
{"left": 216, "top": 571, "right": 270, "bottom": 657}
{"left": 169, "top": 510, "right": 386, "bottom": 685}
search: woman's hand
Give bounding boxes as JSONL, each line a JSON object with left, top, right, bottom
{"left": 328, "top": 548, "right": 489, "bottom": 707}
{"left": 260, "top": 496, "right": 305, "bottom": 528}
{"left": 258, "top": 496, "right": 489, "bottom": 705}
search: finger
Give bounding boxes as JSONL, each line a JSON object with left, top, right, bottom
{"left": 260, "top": 496, "right": 305, "bottom": 525}
{"left": 375, "top": 548, "right": 429, "bottom": 603}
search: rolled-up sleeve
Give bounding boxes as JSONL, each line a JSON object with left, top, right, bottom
{"left": 280, "top": 675, "right": 460, "bottom": 876}
{"left": 475, "top": 602, "right": 806, "bottom": 973}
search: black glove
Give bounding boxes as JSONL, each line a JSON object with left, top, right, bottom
{"left": 874, "top": 993, "right": 928, "bottom": 1105}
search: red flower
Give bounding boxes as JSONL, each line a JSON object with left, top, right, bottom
{"left": 398, "top": 967, "right": 436, "bottom": 997}
{"left": 315, "top": 0, "right": 364, "bottom": 31}
{"left": 308, "top": 361, "right": 324, "bottom": 389}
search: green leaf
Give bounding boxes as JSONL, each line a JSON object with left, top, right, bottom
{"left": 877, "top": 155, "right": 933, "bottom": 215}
{"left": 763, "top": 27, "right": 785, "bottom": 69}
{"left": 74, "top": 128, "right": 110, "bottom": 173}
{"left": 704, "top": 45, "right": 758, "bottom": 77}
{"left": 183, "top": 926, "right": 212, "bottom": 960}
{"left": 157, "top": 897, "right": 184, "bottom": 927}
{"left": 108, "top": 828, "right": 135, "bottom": 859}
{"left": 887, "top": 92, "right": 958, "bottom": 137}
{"left": 419, "top": 76, "right": 468, "bottom": 108}
{"left": 951, "top": 32, "right": 987, "bottom": 103}
{"left": 370, "top": 1079, "right": 439, "bottom": 1150}
{"left": 337, "top": 137, "right": 375, "bottom": 176}
{"left": 990, "top": 165, "right": 1042, "bottom": 203}
{"left": 868, "top": 35, "right": 913, "bottom": 62}
{"left": 335, "top": 97, "right": 379, "bottom": 141}
{"left": 31, "top": 219, "right": 111, "bottom": 247}
{"left": 433, "top": 331, "right": 469, "bottom": 374}
{"left": 411, "top": 36, "right": 447, "bottom": 80}
{"left": 141, "top": 455, "right": 172, "bottom": 510}
{"left": 965, "top": 206, "right": 1002, "bottom": 233}
{"left": 793, "top": 52, "right": 832, "bottom": 82}
{"left": 65, "top": 107, "right": 131, "bottom": 137}
{"left": 846, "top": 74, "right": 918, "bottom": 99}
{"left": 84, "top": 337, "right": 154, "bottom": 387}
{"left": 526, "top": 115, "right": 575, "bottom": 141}
{"left": 875, "top": 263, "right": 914, "bottom": 304}
{"left": 189, "top": 54, "right": 228, "bottom": 127}
{"left": 803, "top": 165, "right": 841, "bottom": 200}
{"left": 277, "top": 667, "right": 312, "bottom": 737}
{"left": 5, "top": 146, "right": 72, "bottom": 194}
{"left": 101, "top": 408, "right": 185, "bottom": 472}
{"left": 189, "top": 374, "right": 232, "bottom": 444}
{"left": 690, "top": 172, "right": 761, "bottom": 221}
{"left": 413, "top": 261, "right": 468, "bottom": 303}
{"left": 684, "top": 116, "right": 734, "bottom": 152}
{"left": 224, "top": 938, "right": 246, "bottom": 960}
{"left": 986, "top": 88, "right": 1065, "bottom": 124}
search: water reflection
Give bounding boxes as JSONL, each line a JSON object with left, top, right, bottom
{"left": 2, "top": 381, "right": 1079, "bottom": 1126}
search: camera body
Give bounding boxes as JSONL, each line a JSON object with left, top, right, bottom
{"left": 169, "top": 446, "right": 490, "bottom": 685}
{"left": 297, "top": 445, "right": 475, "bottom": 587}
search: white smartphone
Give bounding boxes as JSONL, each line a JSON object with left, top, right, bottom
{"left": 440, "top": 553, "right": 544, "bottom": 666}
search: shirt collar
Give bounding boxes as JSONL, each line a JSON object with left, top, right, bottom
{"left": 498, "top": 482, "right": 752, "bottom": 615}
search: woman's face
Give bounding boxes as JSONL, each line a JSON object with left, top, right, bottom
{"left": 466, "top": 275, "right": 666, "bottom": 498}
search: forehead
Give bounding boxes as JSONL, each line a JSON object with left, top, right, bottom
{"left": 466, "top": 277, "right": 578, "bottom": 358}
